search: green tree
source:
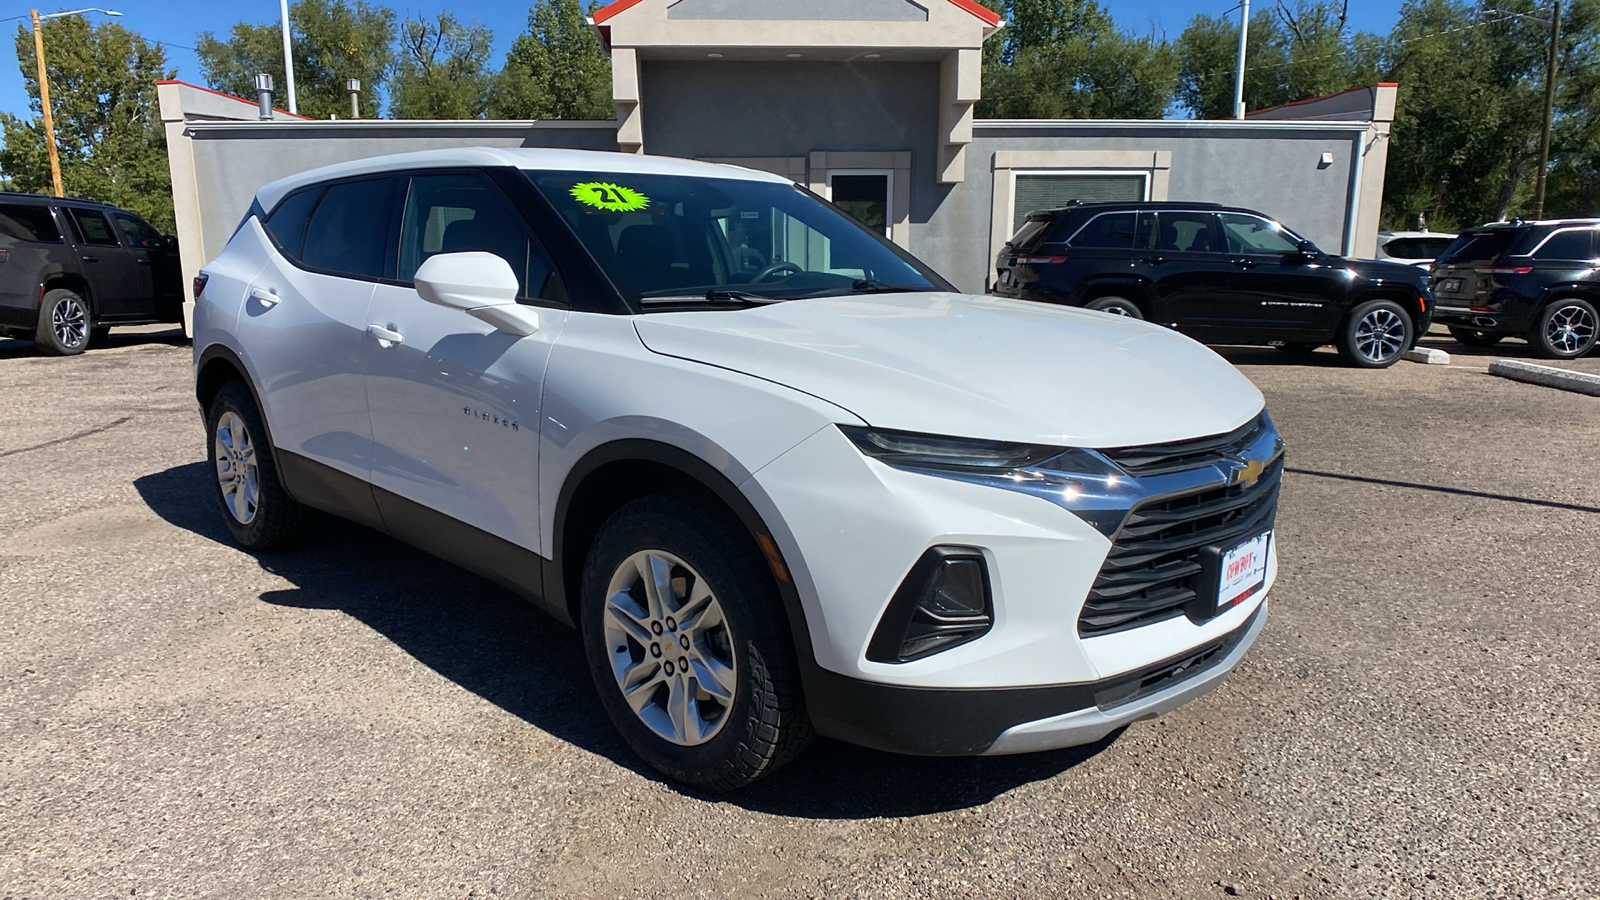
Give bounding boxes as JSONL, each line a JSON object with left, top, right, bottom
{"left": 488, "top": 0, "right": 612, "bottom": 119}
{"left": 196, "top": 0, "right": 395, "bottom": 120}
{"left": 0, "top": 16, "right": 175, "bottom": 230}
{"left": 390, "top": 14, "right": 494, "bottom": 118}
{"left": 978, "top": 0, "right": 1179, "bottom": 118}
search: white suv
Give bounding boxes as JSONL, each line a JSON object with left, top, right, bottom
{"left": 193, "top": 148, "right": 1282, "bottom": 790}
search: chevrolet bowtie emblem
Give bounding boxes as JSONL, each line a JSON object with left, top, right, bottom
{"left": 1235, "top": 457, "right": 1267, "bottom": 488}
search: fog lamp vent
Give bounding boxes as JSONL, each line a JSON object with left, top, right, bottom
{"left": 866, "top": 547, "right": 993, "bottom": 663}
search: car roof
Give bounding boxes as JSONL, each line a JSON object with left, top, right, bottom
{"left": 1469, "top": 217, "right": 1600, "bottom": 231}
{"left": 0, "top": 191, "right": 119, "bottom": 210}
{"left": 255, "top": 147, "right": 793, "bottom": 212}
{"left": 1378, "top": 231, "right": 1457, "bottom": 239}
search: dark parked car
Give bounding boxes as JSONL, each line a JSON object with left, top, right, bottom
{"left": 993, "top": 201, "right": 1434, "bottom": 368}
{"left": 1430, "top": 219, "right": 1599, "bottom": 359}
{"left": 0, "top": 193, "right": 183, "bottom": 355}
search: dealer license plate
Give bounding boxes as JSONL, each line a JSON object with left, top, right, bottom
{"left": 1438, "top": 278, "right": 1462, "bottom": 293}
{"left": 997, "top": 268, "right": 1014, "bottom": 287}
{"left": 1217, "top": 531, "right": 1270, "bottom": 610}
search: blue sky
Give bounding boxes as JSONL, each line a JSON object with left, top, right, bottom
{"left": 0, "top": 0, "right": 1409, "bottom": 121}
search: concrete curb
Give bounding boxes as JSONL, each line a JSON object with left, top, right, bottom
{"left": 1488, "top": 359, "right": 1600, "bottom": 397}
{"left": 1403, "top": 347, "right": 1451, "bottom": 365}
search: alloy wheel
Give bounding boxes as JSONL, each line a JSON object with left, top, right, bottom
{"left": 602, "top": 549, "right": 737, "bottom": 747}
{"left": 1545, "top": 305, "right": 1596, "bottom": 355}
{"left": 1354, "top": 308, "right": 1406, "bottom": 363}
{"left": 52, "top": 296, "right": 87, "bottom": 349}
{"left": 214, "top": 411, "right": 261, "bottom": 525}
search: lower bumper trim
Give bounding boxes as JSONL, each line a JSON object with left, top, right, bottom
{"left": 804, "top": 603, "right": 1265, "bottom": 756}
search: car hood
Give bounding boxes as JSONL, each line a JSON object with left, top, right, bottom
{"left": 1335, "top": 255, "right": 1432, "bottom": 287}
{"left": 632, "top": 292, "right": 1264, "bottom": 447}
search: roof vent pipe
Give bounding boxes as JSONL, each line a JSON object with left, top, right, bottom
{"left": 254, "top": 73, "right": 274, "bottom": 121}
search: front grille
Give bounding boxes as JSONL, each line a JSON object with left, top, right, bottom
{"left": 1100, "top": 412, "right": 1270, "bottom": 477}
{"left": 1079, "top": 457, "right": 1282, "bottom": 636}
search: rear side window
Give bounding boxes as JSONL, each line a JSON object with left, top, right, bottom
{"left": 1533, "top": 229, "right": 1595, "bottom": 261}
{"left": 264, "top": 187, "right": 324, "bottom": 260}
{"left": 1438, "top": 230, "right": 1516, "bottom": 264}
{"left": 299, "top": 178, "right": 394, "bottom": 279}
{"left": 1155, "top": 212, "right": 1221, "bottom": 253}
{"left": 1070, "top": 213, "right": 1137, "bottom": 249}
{"left": 0, "top": 203, "right": 61, "bottom": 242}
{"left": 398, "top": 172, "right": 562, "bottom": 302}
{"left": 67, "top": 208, "right": 120, "bottom": 246}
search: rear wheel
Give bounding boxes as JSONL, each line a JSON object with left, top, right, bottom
{"left": 1337, "top": 300, "right": 1413, "bottom": 368}
{"left": 580, "top": 492, "right": 811, "bottom": 791}
{"left": 1084, "top": 296, "right": 1144, "bottom": 319}
{"left": 34, "top": 289, "right": 91, "bottom": 356}
{"left": 1448, "top": 326, "right": 1504, "bottom": 348}
{"left": 1529, "top": 299, "right": 1597, "bottom": 359}
{"left": 206, "top": 381, "right": 305, "bottom": 550}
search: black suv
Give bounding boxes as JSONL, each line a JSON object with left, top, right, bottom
{"left": 1430, "top": 219, "right": 1598, "bottom": 359}
{"left": 993, "top": 201, "right": 1434, "bottom": 368}
{"left": 0, "top": 193, "right": 183, "bottom": 355}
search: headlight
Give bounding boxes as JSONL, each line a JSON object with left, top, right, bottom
{"left": 838, "top": 425, "right": 1138, "bottom": 536}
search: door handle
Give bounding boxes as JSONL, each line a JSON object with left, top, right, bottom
{"left": 248, "top": 288, "right": 280, "bottom": 308}
{"left": 136, "top": 258, "right": 150, "bottom": 266}
{"left": 80, "top": 255, "right": 99, "bottom": 263}
{"left": 1140, "top": 256, "right": 1167, "bottom": 265}
{"left": 367, "top": 324, "right": 404, "bottom": 347}
{"left": 1233, "top": 259, "right": 1257, "bottom": 269}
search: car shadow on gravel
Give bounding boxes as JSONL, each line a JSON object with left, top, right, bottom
{"left": 0, "top": 327, "right": 187, "bottom": 360}
{"left": 135, "top": 461, "right": 1114, "bottom": 816}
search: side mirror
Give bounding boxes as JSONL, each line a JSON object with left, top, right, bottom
{"left": 1296, "top": 239, "right": 1320, "bottom": 257}
{"left": 414, "top": 251, "right": 538, "bottom": 337}
{"left": 162, "top": 234, "right": 178, "bottom": 251}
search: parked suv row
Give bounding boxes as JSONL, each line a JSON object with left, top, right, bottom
{"left": 993, "top": 201, "right": 1434, "bottom": 368}
{"left": 1431, "top": 219, "right": 1599, "bottom": 359}
{"left": 0, "top": 193, "right": 183, "bottom": 354}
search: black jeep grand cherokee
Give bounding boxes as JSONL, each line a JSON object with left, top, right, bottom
{"left": 993, "top": 201, "right": 1433, "bottom": 368}
{"left": 0, "top": 192, "right": 183, "bottom": 355}
{"left": 1431, "top": 219, "right": 1598, "bottom": 359}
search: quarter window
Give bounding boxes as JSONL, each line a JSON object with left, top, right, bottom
{"left": 1221, "top": 213, "right": 1301, "bottom": 254}
{"left": 263, "top": 187, "right": 322, "bottom": 260}
{"left": 0, "top": 203, "right": 62, "bottom": 242}
{"left": 399, "top": 172, "right": 562, "bottom": 302}
{"left": 68, "top": 209, "right": 120, "bottom": 246}
{"left": 300, "top": 178, "right": 393, "bottom": 279}
{"left": 1534, "top": 229, "right": 1595, "bottom": 261}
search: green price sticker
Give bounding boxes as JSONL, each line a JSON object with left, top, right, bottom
{"left": 571, "top": 181, "right": 650, "bottom": 212}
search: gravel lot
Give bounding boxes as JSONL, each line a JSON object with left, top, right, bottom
{"left": 1, "top": 326, "right": 1595, "bottom": 899}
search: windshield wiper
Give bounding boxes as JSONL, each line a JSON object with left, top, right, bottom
{"left": 801, "top": 279, "right": 926, "bottom": 298}
{"left": 639, "top": 289, "right": 787, "bottom": 308}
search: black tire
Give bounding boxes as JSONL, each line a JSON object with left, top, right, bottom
{"left": 580, "top": 492, "right": 811, "bottom": 791}
{"left": 1447, "top": 326, "right": 1504, "bottom": 348}
{"left": 1336, "top": 299, "right": 1413, "bottom": 368}
{"left": 1529, "top": 299, "right": 1598, "bottom": 359}
{"left": 1278, "top": 341, "right": 1322, "bottom": 356}
{"left": 205, "top": 381, "right": 305, "bottom": 551}
{"left": 34, "top": 288, "right": 92, "bottom": 356}
{"left": 1084, "top": 296, "right": 1145, "bottom": 319}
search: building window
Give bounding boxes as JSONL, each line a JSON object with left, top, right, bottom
{"left": 1012, "top": 172, "right": 1149, "bottom": 233}
{"left": 827, "top": 170, "right": 893, "bottom": 239}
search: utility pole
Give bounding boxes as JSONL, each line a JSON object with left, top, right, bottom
{"left": 1532, "top": 0, "right": 1561, "bottom": 219}
{"left": 30, "top": 8, "right": 122, "bottom": 199}
{"left": 279, "top": 0, "right": 297, "bottom": 114}
{"left": 30, "top": 10, "right": 62, "bottom": 197}
{"left": 1234, "top": 0, "right": 1250, "bottom": 119}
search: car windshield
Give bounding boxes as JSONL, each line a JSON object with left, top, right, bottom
{"left": 526, "top": 170, "right": 946, "bottom": 307}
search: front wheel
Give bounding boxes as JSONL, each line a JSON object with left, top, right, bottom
{"left": 1337, "top": 300, "right": 1413, "bottom": 368}
{"left": 1530, "top": 299, "right": 1598, "bottom": 359}
{"left": 35, "top": 289, "right": 91, "bottom": 355}
{"left": 1447, "top": 326, "right": 1504, "bottom": 348}
{"left": 580, "top": 493, "right": 811, "bottom": 791}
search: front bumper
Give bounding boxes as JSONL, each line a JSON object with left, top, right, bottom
{"left": 804, "top": 603, "right": 1265, "bottom": 756}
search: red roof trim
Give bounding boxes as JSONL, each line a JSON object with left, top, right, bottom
{"left": 1244, "top": 82, "right": 1396, "bottom": 118}
{"left": 157, "top": 79, "right": 311, "bottom": 119}
{"left": 592, "top": 0, "right": 1000, "bottom": 27}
